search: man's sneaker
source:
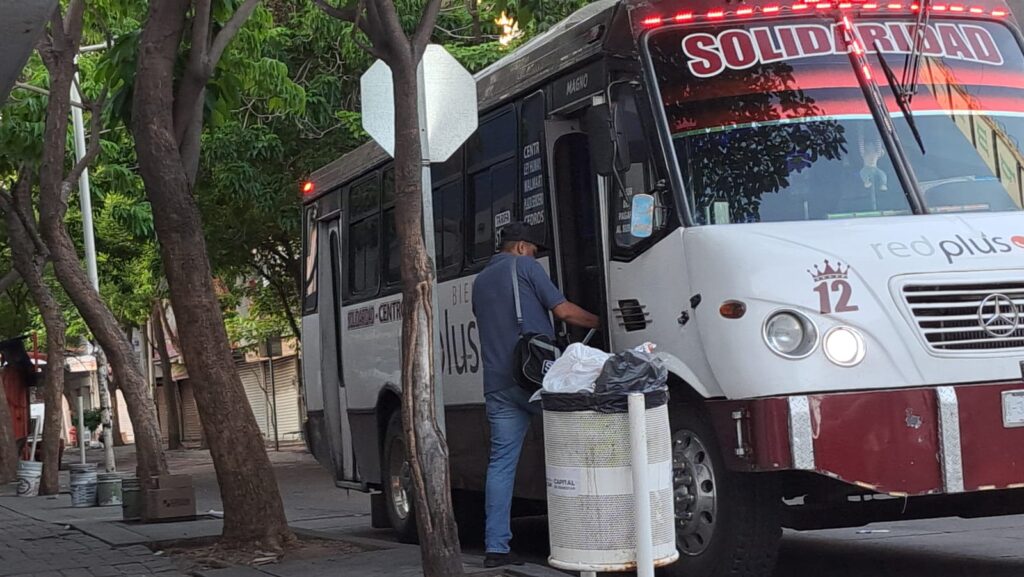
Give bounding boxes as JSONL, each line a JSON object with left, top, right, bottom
{"left": 483, "top": 552, "right": 525, "bottom": 568}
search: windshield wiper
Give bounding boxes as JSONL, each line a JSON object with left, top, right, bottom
{"left": 874, "top": 42, "right": 926, "bottom": 154}
{"left": 839, "top": 18, "right": 926, "bottom": 213}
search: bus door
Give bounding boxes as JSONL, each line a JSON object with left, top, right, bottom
{"left": 320, "top": 216, "right": 357, "bottom": 483}
{"left": 546, "top": 117, "right": 611, "bottom": 350}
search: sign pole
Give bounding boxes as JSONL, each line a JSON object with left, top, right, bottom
{"left": 417, "top": 59, "right": 445, "bottom": 436}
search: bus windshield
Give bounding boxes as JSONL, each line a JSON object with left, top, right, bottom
{"left": 646, "top": 18, "right": 1024, "bottom": 224}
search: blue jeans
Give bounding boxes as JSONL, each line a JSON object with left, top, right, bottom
{"left": 484, "top": 385, "right": 541, "bottom": 554}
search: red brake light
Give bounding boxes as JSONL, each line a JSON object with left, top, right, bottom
{"left": 737, "top": 6, "right": 755, "bottom": 15}
{"left": 887, "top": 3, "right": 902, "bottom": 8}
{"left": 969, "top": 5, "right": 984, "bottom": 12}
{"left": 301, "top": 181, "right": 315, "bottom": 195}
{"left": 763, "top": 4, "right": 782, "bottom": 12}
{"left": 932, "top": 3, "right": 948, "bottom": 9}
{"left": 949, "top": 4, "right": 965, "bottom": 10}
{"left": 993, "top": 8, "right": 1008, "bottom": 15}
{"left": 641, "top": 16, "right": 662, "bottom": 26}
{"left": 839, "top": 2, "right": 853, "bottom": 8}
{"left": 674, "top": 11, "right": 694, "bottom": 20}
{"left": 863, "top": 3, "right": 879, "bottom": 8}
{"left": 707, "top": 8, "right": 726, "bottom": 17}
{"left": 793, "top": 2, "right": 810, "bottom": 9}
{"left": 816, "top": 1, "right": 832, "bottom": 8}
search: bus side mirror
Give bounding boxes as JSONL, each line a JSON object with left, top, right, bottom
{"left": 630, "top": 193, "right": 655, "bottom": 238}
{"left": 585, "top": 102, "right": 631, "bottom": 177}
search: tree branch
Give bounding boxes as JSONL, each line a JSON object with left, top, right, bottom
{"left": 255, "top": 265, "right": 300, "bottom": 340}
{"left": 191, "top": 0, "right": 213, "bottom": 63}
{"left": 412, "top": 0, "right": 444, "bottom": 55}
{"left": 208, "top": 0, "right": 261, "bottom": 69}
{"left": 64, "top": 89, "right": 109, "bottom": 194}
{"left": 312, "top": 0, "right": 358, "bottom": 22}
{"left": 64, "top": 0, "right": 87, "bottom": 52}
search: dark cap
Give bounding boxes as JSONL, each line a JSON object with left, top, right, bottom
{"left": 500, "top": 221, "right": 546, "bottom": 250}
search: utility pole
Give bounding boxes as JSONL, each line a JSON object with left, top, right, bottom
{"left": 70, "top": 70, "right": 115, "bottom": 473}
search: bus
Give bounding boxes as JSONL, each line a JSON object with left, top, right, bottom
{"left": 300, "top": 0, "right": 1024, "bottom": 574}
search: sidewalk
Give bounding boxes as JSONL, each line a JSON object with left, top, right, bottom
{"left": 0, "top": 502, "right": 186, "bottom": 576}
{"left": 0, "top": 478, "right": 564, "bottom": 577}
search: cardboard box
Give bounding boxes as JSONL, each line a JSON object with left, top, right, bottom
{"left": 144, "top": 474, "right": 193, "bottom": 491}
{"left": 142, "top": 486, "right": 196, "bottom": 521}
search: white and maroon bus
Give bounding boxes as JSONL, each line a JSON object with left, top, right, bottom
{"left": 300, "top": 1, "right": 1024, "bottom": 574}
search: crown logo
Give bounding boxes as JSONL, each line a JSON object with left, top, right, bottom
{"left": 807, "top": 259, "right": 850, "bottom": 282}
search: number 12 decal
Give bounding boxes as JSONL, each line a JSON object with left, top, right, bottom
{"left": 808, "top": 260, "right": 859, "bottom": 314}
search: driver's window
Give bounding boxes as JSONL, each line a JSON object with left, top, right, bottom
{"left": 612, "top": 162, "right": 670, "bottom": 254}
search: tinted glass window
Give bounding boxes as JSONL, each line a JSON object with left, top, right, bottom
{"left": 348, "top": 216, "right": 380, "bottom": 296}
{"left": 467, "top": 108, "right": 516, "bottom": 170}
{"left": 433, "top": 180, "right": 464, "bottom": 275}
{"left": 470, "top": 171, "right": 492, "bottom": 262}
{"left": 350, "top": 176, "right": 380, "bottom": 220}
{"left": 383, "top": 169, "right": 395, "bottom": 205}
{"left": 302, "top": 205, "right": 318, "bottom": 313}
{"left": 383, "top": 208, "right": 400, "bottom": 285}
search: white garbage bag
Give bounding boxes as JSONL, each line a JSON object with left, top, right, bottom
{"left": 531, "top": 343, "right": 611, "bottom": 402}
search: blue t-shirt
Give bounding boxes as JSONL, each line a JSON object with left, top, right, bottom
{"left": 472, "top": 253, "right": 566, "bottom": 394}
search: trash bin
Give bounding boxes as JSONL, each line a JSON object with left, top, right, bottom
{"left": 541, "top": 349, "right": 679, "bottom": 572}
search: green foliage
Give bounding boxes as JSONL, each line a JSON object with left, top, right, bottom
{"left": 83, "top": 408, "right": 103, "bottom": 432}
{"left": 0, "top": 0, "right": 596, "bottom": 355}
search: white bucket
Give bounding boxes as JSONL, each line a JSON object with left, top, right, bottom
{"left": 16, "top": 461, "right": 42, "bottom": 497}
{"left": 69, "top": 463, "right": 98, "bottom": 507}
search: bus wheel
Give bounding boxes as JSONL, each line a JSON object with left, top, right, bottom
{"left": 665, "top": 404, "right": 781, "bottom": 577}
{"left": 383, "top": 412, "right": 418, "bottom": 543}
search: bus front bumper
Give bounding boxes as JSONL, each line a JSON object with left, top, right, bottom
{"left": 708, "top": 380, "right": 1024, "bottom": 496}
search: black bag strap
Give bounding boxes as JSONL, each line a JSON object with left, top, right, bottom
{"left": 511, "top": 257, "right": 523, "bottom": 335}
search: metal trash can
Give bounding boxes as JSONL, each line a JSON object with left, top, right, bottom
{"left": 542, "top": 386, "right": 678, "bottom": 572}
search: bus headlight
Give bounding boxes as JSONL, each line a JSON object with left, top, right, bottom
{"left": 763, "top": 311, "right": 817, "bottom": 359}
{"left": 823, "top": 326, "right": 866, "bottom": 367}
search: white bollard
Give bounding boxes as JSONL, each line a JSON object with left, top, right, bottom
{"left": 628, "top": 392, "right": 654, "bottom": 577}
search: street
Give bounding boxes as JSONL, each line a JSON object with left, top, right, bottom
{"left": 96, "top": 446, "right": 1024, "bottom": 577}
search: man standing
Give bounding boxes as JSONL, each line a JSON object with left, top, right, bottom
{"left": 472, "top": 222, "right": 600, "bottom": 568}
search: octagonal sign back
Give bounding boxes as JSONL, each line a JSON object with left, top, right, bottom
{"left": 360, "top": 45, "right": 478, "bottom": 163}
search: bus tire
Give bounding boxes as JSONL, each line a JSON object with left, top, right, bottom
{"left": 383, "top": 412, "right": 418, "bottom": 543}
{"left": 664, "top": 403, "right": 781, "bottom": 577}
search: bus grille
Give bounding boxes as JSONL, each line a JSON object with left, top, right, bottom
{"left": 903, "top": 281, "right": 1024, "bottom": 351}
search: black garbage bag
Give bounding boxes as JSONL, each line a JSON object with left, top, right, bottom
{"left": 541, "top": 350, "right": 668, "bottom": 414}
{"left": 594, "top": 350, "right": 668, "bottom": 395}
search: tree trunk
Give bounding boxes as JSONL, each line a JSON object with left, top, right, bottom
{"left": 391, "top": 57, "right": 464, "bottom": 577}
{"left": 35, "top": 53, "right": 167, "bottom": 482}
{"left": 133, "top": 0, "right": 292, "bottom": 547}
{"left": 153, "top": 302, "right": 183, "bottom": 450}
{"left": 1, "top": 183, "right": 66, "bottom": 493}
{"left": 109, "top": 380, "right": 125, "bottom": 446}
{"left": 0, "top": 371, "right": 17, "bottom": 483}
{"left": 38, "top": 342, "right": 65, "bottom": 494}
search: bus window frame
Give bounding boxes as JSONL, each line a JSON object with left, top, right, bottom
{"left": 343, "top": 171, "right": 383, "bottom": 303}
{"left": 605, "top": 78, "right": 681, "bottom": 261}
{"left": 302, "top": 203, "right": 319, "bottom": 314}
{"left": 432, "top": 148, "right": 466, "bottom": 282}
{"left": 381, "top": 168, "right": 402, "bottom": 291}
{"left": 465, "top": 104, "right": 520, "bottom": 271}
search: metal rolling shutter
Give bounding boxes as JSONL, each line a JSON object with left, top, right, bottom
{"left": 270, "top": 357, "right": 301, "bottom": 443}
{"left": 180, "top": 380, "right": 203, "bottom": 443}
{"left": 238, "top": 360, "right": 270, "bottom": 438}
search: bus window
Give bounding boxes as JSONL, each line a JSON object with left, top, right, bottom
{"left": 346, "top": 174, "right": 381, "bottom": 298}
{"left": 302, "top": 204, "right": 318, "bottom": 313}
{"left": 382, "top": 169, "right": 400, "bottom": 286}
{"left": 433, "top": 179, "right": 464, "bottom": 277}
{"left": 469, "top": 158, "right": 516, "bottom": 262}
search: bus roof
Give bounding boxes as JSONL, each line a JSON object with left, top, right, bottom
{"left": 306, "top": 0, "right": 621, "bottom": 202}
